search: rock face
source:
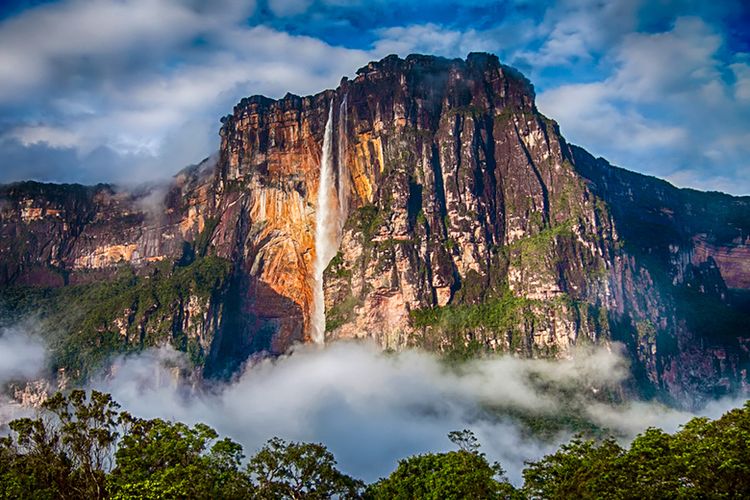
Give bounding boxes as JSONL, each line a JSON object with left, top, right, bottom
{"left": 1, "top": 53, "right": 749, "bottom": 404}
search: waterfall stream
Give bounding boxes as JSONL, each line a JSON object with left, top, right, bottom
{"left": 311, "top": 101, "right": 337, "bottom": 344}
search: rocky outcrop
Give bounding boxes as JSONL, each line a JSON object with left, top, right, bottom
{"left": 1, "top": 53, "right": 749, "bottom": 405}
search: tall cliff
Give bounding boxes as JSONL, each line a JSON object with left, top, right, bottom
{"left": 1, "top": 53, "right": 749, "bottom": 404}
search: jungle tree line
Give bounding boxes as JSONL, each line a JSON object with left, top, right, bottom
{"left": 1, "top": 390, "right": 749, "bottom": 499}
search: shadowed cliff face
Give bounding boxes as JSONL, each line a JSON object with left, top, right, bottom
{"left": 1, "top": 53, "right": 749, "bottom": 405}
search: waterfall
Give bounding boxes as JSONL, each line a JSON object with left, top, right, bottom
{"left": 311, "top": 101, "right": 337, "bottom": 344}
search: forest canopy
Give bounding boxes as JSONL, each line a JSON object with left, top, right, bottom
{"left": 1, "top": 390, "right": 749, "bottom": 499}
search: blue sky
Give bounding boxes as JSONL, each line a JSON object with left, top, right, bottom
{"left": 0, "top": 0, "right": 748, "bottom": 194}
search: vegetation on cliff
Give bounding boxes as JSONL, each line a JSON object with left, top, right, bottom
{"left": 2, "top": 390, "right": 748, "bottom": 499}
{"left": 409, "top": 285, "right": 536, "bottom": 355}
{"left": 0, "top": 254, "right": 231, "bottom": 382}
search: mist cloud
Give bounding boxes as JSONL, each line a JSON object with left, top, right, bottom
{"left": 0, "top": 325, "right": 48, "bottom": 424}
{"left": 91, "top": 341, "right": 745, "bottom": 485}
{"left": 0, "top": 325, "right": 47, "bottom": 382}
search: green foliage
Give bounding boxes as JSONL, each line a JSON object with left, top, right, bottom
{"left": 367, "top": 451, "right": 505, "bottom": 499}
{"left": 442, "top": 338, "right": 485, "bottom": 365}
{"left": 326, "top": 295, "right": 359, "bottom": 332}
{"left": 410, "top": 286, "right": 537, "bottom": 357}
{"left": 0, "top": 390, "right": 122, "bottom": 500}
{"left": 523, "top": 400, "right": 750, "bottom": 498}
{"left": 635, "top": 319, "right": 657, "bottom": 345}
{"left": 109, "top": 418, "right": 252, "bottom": 499}
{"left": 194, "top": 216, "right": 220, "bottom": 257}
{"left": 509, "top": 220, "right": 575, "bottom": 269}
{"left": 415, "top": 210, "right": 426, "bottom": 226}
{"left": 523, "top": 435, "right": 625, "bottom": 499}
{"left": 0, "top": 255, "right": 231, "bottom": 382}
{"left": 0, "top": 390, "right": 359, "bottom": 500}
{"left": 493, "top": 406, "right": 606, "bottom": 442}
{"left": 408, "top": 280, "right": 547, "bottom": 359}
{"left": 248, "top": 437, "right": 364, "bottom": 499}
{"left": 367, "top": 430, "right": 519, "bottom": 500}
{"left": 2, "top": 391, "right": 750, "bottom": 499}
{"left": 350, "top": 204, "right": 386, "bottom": 245}
{"left": 326, "top": 251, "right": 351, "bottom": 279}
{"left": 410, "top": 287, "right": 533, "bottom": 331}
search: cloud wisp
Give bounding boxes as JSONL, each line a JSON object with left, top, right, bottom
{"left": 0, "top": 330, "right": 743, "bottom": 484}
{"left": 0, "top": 325, "right": 47, "bottom": 382}
{"left": 0, "top": 324, "right": 48, "bottom": 424}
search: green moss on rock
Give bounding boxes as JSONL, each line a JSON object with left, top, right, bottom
{"left": 410, "top": 285, "right": 538, "bottom": 353}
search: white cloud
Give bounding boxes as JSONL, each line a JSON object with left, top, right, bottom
{"left": 0, "top": 0, "right": 214, "bottom": 100}
{"left": 608, "top": 17, "right": 722, "bottom": 101}
{"left": 0, "top": 4, "right": 370, "bottom": 184}
{"left": 665, "top": 166, "right": 747, "bottom": 194}
{"left": 9, "top": 124, "right": 82, "bottom": 148}
{"left": 93, "top": 341, "right": 742, "bottom": 485}
{"left": 538, "top": 16, "right": 750, "bottom": 194}
{"left": 0, "top": 326, "right": 47, "bottom": 382}
{"left": 525, "top": 0, "right": 642, "bottom": 66}
{"left": 0, "top": 0, "right": 746, "bottom": 194}
{"left": 538, "top": 82, "right": 687, "bottom": 151}
{"left": 731, "top": 57, "right": 750, "bottom": 101}
{"left": 371, "top": 21, "right": 537, "bottom": 61}
{"left": 373, "top": 24, "right": 494, "bottom": 58}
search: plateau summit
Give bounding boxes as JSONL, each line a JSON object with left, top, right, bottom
{"left": 2, "top": 53, "right": 749, "bottom": 406}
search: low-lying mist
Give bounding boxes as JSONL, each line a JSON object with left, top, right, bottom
{"left": 0, "top": 326, "right": 46, "bottom": 381}
{"left": 0, "top": 328, "right": 745, "bottom": 484}
{"left": 90, "top": 341, "right": 744, "bottom": 484}
{"left": 0, "top": 325, "right": 47, "bottom": 422}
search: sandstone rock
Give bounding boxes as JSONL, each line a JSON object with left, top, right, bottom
{"left": 1, "top": 53, "right": 749, "bottom": 404}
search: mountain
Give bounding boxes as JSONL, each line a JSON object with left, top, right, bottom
{"left": 1, "top": 53, "right": 749, "bottom": 405}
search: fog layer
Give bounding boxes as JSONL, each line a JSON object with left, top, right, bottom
{"left": 90, "top": 341, "right": 744, "bottom": 484}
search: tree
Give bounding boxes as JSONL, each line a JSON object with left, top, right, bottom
{"left": 522, "top": 401, "right": 750, "bottom": 499}
{"left": 3, "top": 390, "right": 750, "bottom": 499}
{"left": 367, "top": 430, "right": 520, "bottom": 499}
{"left": 108, "top": 417, "right": 253, "bottom": 499}
{"left": 448, "top": 429, "right": 481, "bottom": 453}
{"left": 0, "top": 390, "right": 253, "bottom": 500}
{"left": 247, "top": 437, "right": 364, "bottom": 499}
{"left": 522, "top": 436, "right": 625, "bottom": 499}
{"left": 666, "top": 402, "right": 750, "bottom": 497}
{"left": 0, "top": 389, "right": 122, "bottom": 499}
{"left": 0, "top": 418, "right": 71, "bottom": 499}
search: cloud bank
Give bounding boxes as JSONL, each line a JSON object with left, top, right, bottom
{"left": 92, "top": 341, "right": 744, "bottom": 485}
{"left": 0, "top": 330, "right": 743, "bottom": 484}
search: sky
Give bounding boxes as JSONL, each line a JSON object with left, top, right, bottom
{"left": 0, "top": 0, "right": 748, "bottom": 194}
